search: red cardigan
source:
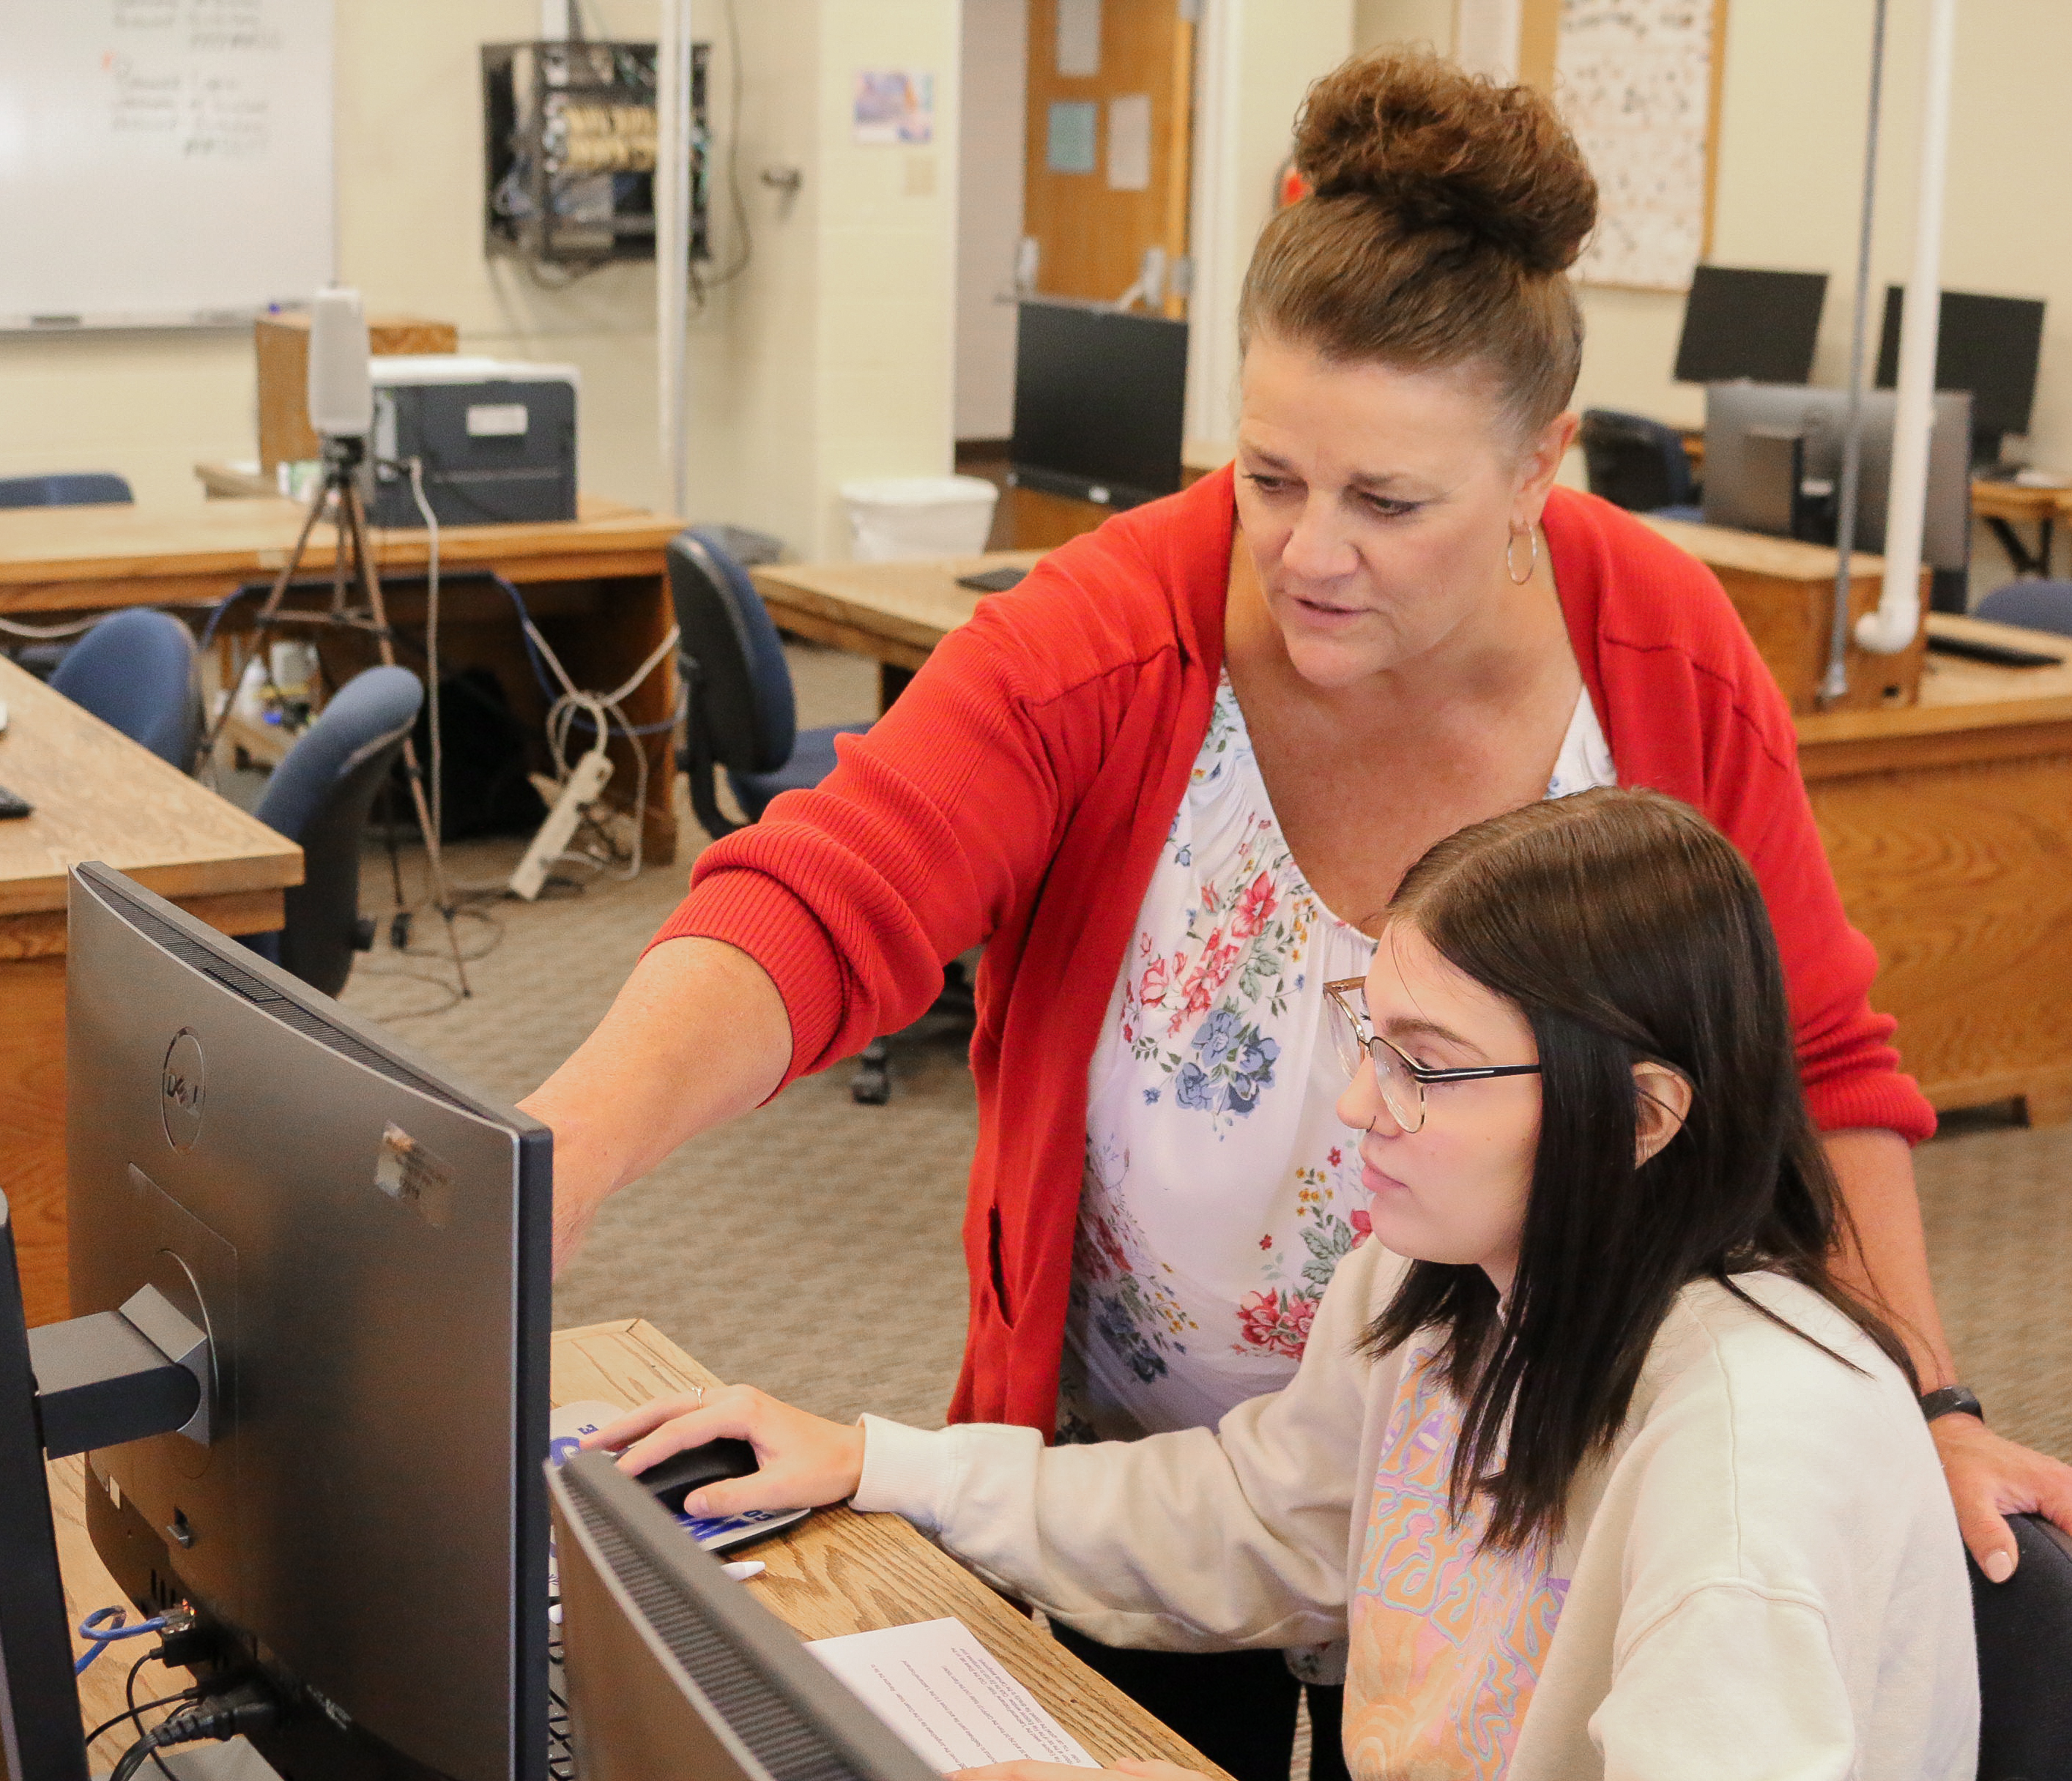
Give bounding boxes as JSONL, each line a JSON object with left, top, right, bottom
{"left": 653, "top": 467, "right": 1935, "bottom": 1430}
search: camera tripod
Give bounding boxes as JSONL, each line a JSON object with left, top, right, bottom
{"left": 205, "top": 434, "right": 471, "bottom": 994}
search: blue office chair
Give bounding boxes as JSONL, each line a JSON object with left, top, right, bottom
{"left": 1975, "top": 580, "right": 2072, "bottom": 638}
{"left": 1578, "top": 410, "right": 1704, "bottom": 523}
{"left": 1974, "top": 1514, "right": 2072, "bottom": 1780}
{"left": 47, "top": 608, "right": 203, "bottom": 772}
{"left": 668, "top": 528, "right": 872, "bottom": 841}
{"left": 0, "top": 472, "right": 133, "bottom": 508}
{"left": 244, "top": 666, "right": 424, "bottom": 999}
{"left": 667, "top": 528, "right": 968, "bottom": 1104}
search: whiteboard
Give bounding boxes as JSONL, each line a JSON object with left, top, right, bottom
{"left": 0, "top": 0, "right": 334, "bottom": 330}
{"left": 1555, "top": 0, "right": 1718, "bottom": 293}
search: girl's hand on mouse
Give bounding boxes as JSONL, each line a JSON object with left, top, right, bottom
{"left": 582, "top": 1384, "right": 866, "bottom": 1517}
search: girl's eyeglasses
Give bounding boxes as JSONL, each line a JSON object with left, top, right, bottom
{"left": 1323, "top": 977, "right": 1542, "bottom": 1135}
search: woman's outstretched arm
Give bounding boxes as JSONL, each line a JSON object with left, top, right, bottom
{"left": 520, "top": 936, "right": 792, "bottom": 1275}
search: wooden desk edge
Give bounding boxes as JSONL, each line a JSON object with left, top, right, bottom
{"left": 551, "top": 1321, "right": 1233, "bottom": 1778}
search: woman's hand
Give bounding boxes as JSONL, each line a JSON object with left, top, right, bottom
{"left": 582, "top": 1384, "right": 866, "bottom": 1517}
{"left": 952, "top": 1763, "right": 1206, "bottom": 1781}
{"left": 1932, "top": 1413, "right": 2072, "bottom": 1583}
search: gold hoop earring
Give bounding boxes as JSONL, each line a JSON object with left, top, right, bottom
{"left": 1506, "top": 525, "right": 1538, "bottom": 587}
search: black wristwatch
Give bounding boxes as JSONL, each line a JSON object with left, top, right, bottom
{"left": 1920, "top": 1385, "right": 1985, "bottom": 1425}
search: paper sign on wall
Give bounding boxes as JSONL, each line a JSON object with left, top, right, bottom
{"left": 1106, "top": 93, "right": 1151, "bottom": 190}
{"left": 1046, "top": 100, "right": 1099, "bottom": 175}
{"left": 853, "top": 70, "right": 935, "bottom": 145}
{"left": 1056, "top": 0, "right": 1102, "bottom": 77}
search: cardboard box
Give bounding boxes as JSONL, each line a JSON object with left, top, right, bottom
{"left": 256, "top": 313, "right": 460, "bottom": 472}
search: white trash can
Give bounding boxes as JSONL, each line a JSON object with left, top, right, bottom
{"left": 839, "top": 475, "right": 1000, "bottom": 562}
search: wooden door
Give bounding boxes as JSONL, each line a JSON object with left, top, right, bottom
{"left": 1020, "top": 0, "right": 1195, "bottom": 317}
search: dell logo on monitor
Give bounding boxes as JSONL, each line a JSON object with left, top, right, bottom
{"left": 161, "top": 1030, "right": 206, "bottom": 1151}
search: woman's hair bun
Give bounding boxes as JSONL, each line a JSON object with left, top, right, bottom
{"left": 1293, "top": 50, "right": 1595, "bottom": 275}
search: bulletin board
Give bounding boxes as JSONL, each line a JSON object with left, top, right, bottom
{"left": 0, "top": 0, "right": 335, "bottom": 330}
{"left": 1520, "top": 0, "right": 1728, "bottom": 294}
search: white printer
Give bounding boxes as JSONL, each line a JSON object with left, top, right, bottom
{"left": 368, "top": 356, "right": 580, "bottom": 528}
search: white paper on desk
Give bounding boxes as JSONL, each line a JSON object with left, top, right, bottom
{"left": 808, "top": 1618, "right": 1098, "bottom": 1773}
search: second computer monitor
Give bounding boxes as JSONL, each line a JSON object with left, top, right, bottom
{"left": 1875, "top": 286, "right": 2046, "bottom": 461}
{"left": 1674, "top": 265, "right": 1829, "bottom": 386}
{"left": 1703, "top": 382, "right": 1972, "bottom": 577}
{"left": 1010, "top": 300, "right": 1189, "bottom": 510}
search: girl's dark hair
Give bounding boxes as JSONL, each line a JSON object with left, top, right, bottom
{"left": 1240, "top": 49, "right": 1597, "bottom": 438}
{"left": 1364, "top": 787, "right": 1915, "bottom": 1553}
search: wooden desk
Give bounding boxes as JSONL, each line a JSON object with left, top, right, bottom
{"left": 1800, "top": 611, "right": 2072, "bottom": 1121}
{"left": 0, "top": 658, "right": 302, "bottom": 1327}
{"left": 52, "top": 1319, "right": 1223, "bottom": 1777}
{"left": 0, "top": 491, "right": 684, "bottom": 858}
{"left": 1640, "top": 516, "right": 1928, "bottom": 712}
{"left": 754, "top": 552, "right": 1041, "bottom": 709}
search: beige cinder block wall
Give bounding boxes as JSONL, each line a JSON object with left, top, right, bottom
{"left": 0, "top": 0, "right": 962, "bottom": 565}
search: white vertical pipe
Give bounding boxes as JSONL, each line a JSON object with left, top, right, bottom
{"left": 1858, "top": 0, "right": 1956, "bottom": 655}
{"left": 656, "top": 0, "right": 694, "bottom": 518}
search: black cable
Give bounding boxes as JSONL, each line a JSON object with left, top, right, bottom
{"left": 691, "top": 0, "right": 752, "bottom": 305}
{"left": 110, "top": 1692, "right": 279, "bottom": 1781}
{"left": 125, "top": 1648, "right": 182, "bottom": 1781}
{"left": 81, "top": 1659, "right": 193, "bottom": 1755}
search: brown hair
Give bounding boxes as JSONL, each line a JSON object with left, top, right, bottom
{"left": 1366, "top": 787, "right": 1915, "bottom": 1553}
{"left": 1240, "top": 50, "right": 1597, "bottom": 439}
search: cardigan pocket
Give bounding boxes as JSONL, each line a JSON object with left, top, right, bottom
{"left": 988, "top": 1203, "right": 1014, "bottom": 1326}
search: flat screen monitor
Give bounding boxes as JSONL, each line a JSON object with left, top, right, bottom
{"left": 1702, "top": 382, "right": 1972, "bottom": 592}
{"left": 1875, "top": 286, "right": 2046, "bottom": 454}
{"left": 547, "top": 1451, "right": 936, "bottom": 1781}
{"left": 0, "top": 1194, "right": 89, "bottom": 1781}
{"left": 1010, "top": 300, "right": 1189, "bottom": 510}
{"left": 65, "top": 861, "right": 553, "bottom": 1781}
{"left": 1674, "top": 266, "right": 1829, "bottom": 386}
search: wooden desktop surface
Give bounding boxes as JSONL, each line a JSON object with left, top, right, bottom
{"left": 0, "top": 655, "right": 301, "bottom": 1328}
{"left": 0, "top": 491, "right": 681, "bottom": 614}
{"left": 752, "top": 552, "right": 1044, "bottom": 672}
{"left": 52, "top": 1318, "right": 1225, "bottom": 1778}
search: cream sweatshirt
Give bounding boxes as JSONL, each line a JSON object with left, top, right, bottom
{"left": 853, "top": 1239, "right": 1977, "bottom": 1780}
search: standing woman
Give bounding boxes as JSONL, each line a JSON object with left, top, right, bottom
{"left": 526, "top": 48, "right": 2072, "bottom": 1781}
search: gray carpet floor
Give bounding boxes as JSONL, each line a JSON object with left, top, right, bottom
{"left": 335, "top": 640, "right": 2072, "bottom": 1461}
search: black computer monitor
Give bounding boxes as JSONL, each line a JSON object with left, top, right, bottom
{"left": 0, "top": 1194, "right": 90, "bottom": 1781}
{"left": 64, "top": 861, "right": 553, "bottom": 1781}
{"left": 1875, "top": 286, "right": 2046, "bottom": 463}
{"left": 1009, "top": 300, "right": 1189, "bottom": 510}
{"left": 547, "top": 1451, "right": 935, "bottom": 1781}
{"left": 1702, "top": 382, "right": 1973, "bottom": 611}
{"left": 1674, "top": 266, "right": 1829, "bottom": 386}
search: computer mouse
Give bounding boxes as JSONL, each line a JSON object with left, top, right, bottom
{"left": 634, "top": 1438, "right": 760, "bottom": 1515}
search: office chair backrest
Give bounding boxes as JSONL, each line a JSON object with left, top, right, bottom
{"left": 248, "top": 666, "right": 423, "bottom": 998}
{"left": 1975, "top": 579, "right": 2072, "bottom": 639}
{"left": 666, "top": 528, "right": 796, "bottom": 775}
{"left": 1578, "top": 410, "right": 1695, "bottom": 514}
{"left": 48, "top": 607, "right": 203, "bottom": 772}
{"left": 0, "top": 472, "right": 134, "bottom": 509}
{"left": 1975, "top": 1514, "right": 2072, "bottom": 1780}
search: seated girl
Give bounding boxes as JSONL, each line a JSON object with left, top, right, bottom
{"left": 585, "top": 788, "right": 1978, "bottom": 1780}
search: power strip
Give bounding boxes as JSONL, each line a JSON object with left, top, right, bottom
{"left": 509, "top": 748, "right": 614, "bottom": 901}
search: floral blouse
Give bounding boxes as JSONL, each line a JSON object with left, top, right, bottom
{"left": 1061, "top": 673, "right": 1615, "bottom": 1443}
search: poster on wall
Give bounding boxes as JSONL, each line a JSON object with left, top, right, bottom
{"left": 1554, "top": 0, "right": 1720, "bottom": 292}
{"left": 853, "top": 70, "right": 934, "bottom": 145}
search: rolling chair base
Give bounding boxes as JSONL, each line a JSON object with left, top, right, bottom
{"left": 850, "top": 959, "right": 977, "bottom": 1105}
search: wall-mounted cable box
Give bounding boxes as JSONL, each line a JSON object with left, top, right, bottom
{"left": 481, "top": 38, "right": 710, "bottom": 273}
